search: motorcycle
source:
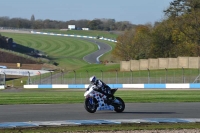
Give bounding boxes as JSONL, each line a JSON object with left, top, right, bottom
{"left": 84, "top": 85, "right": 125, "bottom": 113}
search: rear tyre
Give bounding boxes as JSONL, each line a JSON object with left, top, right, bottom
{"left": 84, "top": 98, "right": 98, "bottom": 113}
{"left": 114, "top": 97, "right": 125, "bottom": 113}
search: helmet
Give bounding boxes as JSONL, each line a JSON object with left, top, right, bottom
{"left": 89, "top": 76, "right": 96, "bottom": 83}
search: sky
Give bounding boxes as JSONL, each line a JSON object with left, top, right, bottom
{"left": 0, "top": 0, "right": 174, "bottom": 25}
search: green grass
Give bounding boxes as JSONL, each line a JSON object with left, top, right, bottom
{"left": 0, "top": 90, "right": 200, "bottom": 105}
{"left": 1, "top": 32, "right": 101, "bottom": 70}
{"left": 37, "top": 29, "right": 119, "bottom": 63}
{"left": 1, "top": 32, "right": 118, "bottom": 70}
{"left": 1, "top": 123, "right": 200, "bottom": 133}
{"left": 75, "top": 63, "right": 120, "bottom": 72}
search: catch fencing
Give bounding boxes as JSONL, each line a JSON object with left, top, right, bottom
{"left": 2, "top": 69, "right": 200, "bottom": 88}
{"left": 25, "top": 69, "right": 200, "bottom": 85}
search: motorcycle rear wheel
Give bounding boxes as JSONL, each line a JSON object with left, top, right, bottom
{"left": 84, "top": 98, "right": 98, "bottom": 113}
{"left": 114, "top": 97, "right": 125, "bottom": 113}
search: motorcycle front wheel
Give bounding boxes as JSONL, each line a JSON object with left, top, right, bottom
{"left": 114, "top": 97, "right": 125, "bottom": 113}
{"left": 84, "top": 97, "right": 98, "bottom": 113}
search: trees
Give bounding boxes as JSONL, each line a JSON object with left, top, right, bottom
{"left": 88, "top": 19, "right": 103, "bottom": 30}
{"left": 163, "top": 0, "right": 200, "bottom": 56}
{"left": 100, "top": 18, "right": 116, "bottom": 31}
{"left": 0, "top": 16, "right": 136, "bottom": 31}
{"left": 112, "top": 25, "right": 152, "bottom": 60}
{"left": 132, "top": 25, "right": 152, "bottom": 59}
{"left": 112, "top": 0, "right": 200, "bottom": 60}
{"left": 112, "top": 29, "right": 135, "bottom": 60}
{"left": 30, "top": 14, "right": 35, "bottom": 29}
{"left": 30, "top": 14, "right": 35, "bottom": 22}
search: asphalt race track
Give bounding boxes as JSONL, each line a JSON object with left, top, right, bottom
{"left": 0, "top": 103, "right": 200, "bottom": 123}
{"left": 82, "top": 38, "right": 112, "bottom": 64}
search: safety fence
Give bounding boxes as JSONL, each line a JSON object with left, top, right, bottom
{"left": 26, "top": 69, "right": 200, "bottom": 85}
{"left": 2, "top": 68, "right": 200, "bottom": 88}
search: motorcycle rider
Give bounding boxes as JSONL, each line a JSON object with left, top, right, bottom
{"left": 89, "top": 76, "right": 114, "bottom": 103}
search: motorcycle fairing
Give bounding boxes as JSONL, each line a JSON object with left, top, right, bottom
{"left": 92, "top": 91, "right": 114, "bottom": 111}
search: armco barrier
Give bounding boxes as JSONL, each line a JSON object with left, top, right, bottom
{"left": 31, "top": 31, "right": 117, "bottom": 42}
{"left": 24, "top": 83, "right": 200, "bottom": 89}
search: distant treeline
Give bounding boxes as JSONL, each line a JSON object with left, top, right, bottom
{"left": 0, "top": 16, "right": 142, "bottom": 31}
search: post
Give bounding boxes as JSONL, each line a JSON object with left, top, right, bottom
{"left": 101, "top": 70, "right": 103, "bottom": 81}
{"left": 38, "top": 71, "right": 41, "bottom": 84}
{"left": 86, "top": 70, "right": 89, "bottom": 78}
{"left": 73, "top": 70, "right": 76, "bottom": 84}
{"left": 130, "top": 69, "right": 133, "bottom": 84}
{"left": 28, "top": 71, "right": 30, "bottom": 85}
{"left": 182, "top": 67, "right": 184, "bottom": 83}
{"left": 165, "top": 68, "right": 168, "bottom": 83}
{"left": 147, "top": 68, "right": 150, "bottom": 83}
{"left": 61, "top": 70, "right": 64, "bottom": 84}
{"left": 115, "top": 70, "right": 118, "bottom": 84}
{"left": 50, "top": 71, "right": 53, "bottom": 84}
{"left": 3, "top": 72, "right": 6, "bottom": 86}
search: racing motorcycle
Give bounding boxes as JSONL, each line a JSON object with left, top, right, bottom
{"left": 84, "top": 85, "right": 125, "bottom": 113}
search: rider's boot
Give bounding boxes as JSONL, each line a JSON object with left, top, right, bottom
{"left": 107, "top": 94, "right": 114, "bottom": 104}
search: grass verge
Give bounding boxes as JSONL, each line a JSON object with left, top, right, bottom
{"left": 1, "top": 123, "right": 200, "bottom": 132}
{"left": 0, "top": 89, "right": 200, "bottom": 105}
{"left": 0, "top": 32, "right": 100, "bottom": 69}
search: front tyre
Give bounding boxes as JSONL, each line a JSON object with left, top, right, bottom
{"left": 84, "top": 97, "right": 98, "bottom": 113}
{"left": 114, "top": 97, "right": 125, "bottom": 113}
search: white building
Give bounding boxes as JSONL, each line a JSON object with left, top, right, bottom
{"left": 68, "top": 25, "right": 75, "bottom": 30}
{"left": 82, "top": 28, "right": 90, "bottom": 30}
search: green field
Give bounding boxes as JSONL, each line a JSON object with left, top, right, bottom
{"left": 0, "top": 89, "right": 200, "bottom": 105}
{"left": 1, "top": 32, "right": 118, "bottom": 70}
{"left": 1, "top": 123, "right": 200, "bottom": 133}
